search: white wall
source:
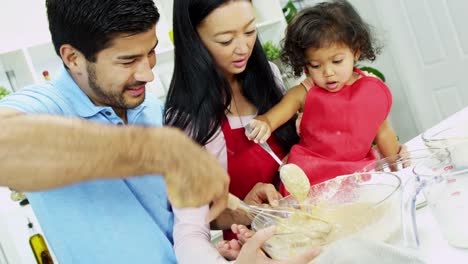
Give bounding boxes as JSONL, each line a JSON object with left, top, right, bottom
{"left": 347, "top": 0, "right": 419, "bottom": 142}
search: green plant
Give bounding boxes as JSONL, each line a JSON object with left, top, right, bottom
{"left": 0, "top": 86, "right": 11, "bottom": 100}
{"left": 358, "top": 66, "right": 386, "bottom": 82}
{"left": 262, "top": 41, "right": 281, "bottom": 61}
{"left": 282, "top": 0, "right": 298, "bottom": 24}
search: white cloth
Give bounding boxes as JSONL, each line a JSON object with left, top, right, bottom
{"left": 315, "top": 237, "right": 426, "bottom": 264}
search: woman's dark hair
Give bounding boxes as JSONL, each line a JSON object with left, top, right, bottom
{"left": 165, "top": 0, "right": 299, "bottom": 149}
{"left": 281, "top": 0, "right": 380, "bottom": 76}
{"left": 46, "top": 0, "right": 159, "bottom": 62}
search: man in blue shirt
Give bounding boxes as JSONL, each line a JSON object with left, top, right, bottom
{"left": 0, "top": 0, "right": 231, "bottom": 263}
{"left": 0, "top": 1, "right": 321, "bottom": 263}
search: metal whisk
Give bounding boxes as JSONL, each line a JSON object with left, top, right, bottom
{"left": 227, "top": 193, "right": 332, "bottom": 240}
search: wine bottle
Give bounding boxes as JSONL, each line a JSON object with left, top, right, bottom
{"left": 27, "top": 219, "right": 54, "bottom": 264}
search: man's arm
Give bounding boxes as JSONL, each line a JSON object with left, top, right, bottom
{"left": 0, "top": 108, "right": 229, "bottom": 220}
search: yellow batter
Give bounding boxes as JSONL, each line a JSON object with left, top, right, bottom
{"left": 264, "top": 200, "right": 389, "bottom": 260}
{"left": 280, "top": 164, "right": 310, "bottom": 203}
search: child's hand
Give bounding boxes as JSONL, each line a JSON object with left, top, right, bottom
{"left": 215, "top": 239, "right": 242, "bottom": 260}
{"left": 246, "top": 116, "right": 272, "bottom": 144}
{"left": 215, "top": 224, "right": 254, "bottom": 260}
{"left": 232, "top": 224, "right": 255, "bottom": 244}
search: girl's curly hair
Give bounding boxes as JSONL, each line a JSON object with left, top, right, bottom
{"left": 281, "top": 0, "right": 381, "bottom": 76}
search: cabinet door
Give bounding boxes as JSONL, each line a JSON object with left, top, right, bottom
{"left": 368, "top": 0, "right": 468, "bottom": 131}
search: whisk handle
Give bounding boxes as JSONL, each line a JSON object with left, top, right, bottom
{"left": 227, "top": 193, "right": 241, "bottom": 210}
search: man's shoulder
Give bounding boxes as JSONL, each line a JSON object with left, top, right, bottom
{"left": 129, "top": 94, "right": 165, "bottom": 126}
{"left": 145, "top": 94, "right": 164, "bottom": 106}
{"left": 142, "top": 94, "right": 164, "bottom": 114}
{"left": 15, "top": 82, "right": 61, "bottom": 95}
{"left": 0, "top": 82, "right": 69, "bottom": 114}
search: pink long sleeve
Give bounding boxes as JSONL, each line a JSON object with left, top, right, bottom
{"left": 173, "top": 206, "right": 234, "bottom": 264}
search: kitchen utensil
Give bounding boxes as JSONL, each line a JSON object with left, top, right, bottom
{"left": 252, "top": 171, "right": 402, "bottom": 260}
{"left": 244, "top": 126, "right": 310, "bottom": 202}
{"left": 227, "top": 193, "right": 331, "bottom": 240}
{"left": 403, "top": 141, "right": 468, "bottom": 248}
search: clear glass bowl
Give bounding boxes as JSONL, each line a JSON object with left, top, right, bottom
{"left": 359, "top": 149, "right": 442, "bottom": 210}
{"left": 421, "top": 124, "right": 468, "bottom": 148}
{"left": 360, "top": 149, "right": 440, "bottom": 175}
{"left": 252, "top": 172, "right": 401, "bottom": 260}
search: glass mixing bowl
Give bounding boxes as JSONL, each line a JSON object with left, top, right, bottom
{"left": 252, "top": 172, "right": 401, "bottom": 260}
{"left": 421, "top": 124, "right": 468, "bottom": 148}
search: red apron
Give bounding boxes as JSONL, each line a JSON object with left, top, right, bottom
{"left": 222, "top": 116, "right": 286, "bottom": 240}
{"left": 282, "top": 69, "right": 392, "bottom": 194}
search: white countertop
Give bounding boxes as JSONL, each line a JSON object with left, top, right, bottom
{"left": 401, "top": 106, "right": 468, "bottom": 263}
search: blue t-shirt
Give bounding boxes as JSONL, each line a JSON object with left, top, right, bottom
{"left": 0, "top": 67, "right": 176, "bottom": 263}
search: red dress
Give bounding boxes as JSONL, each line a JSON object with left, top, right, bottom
{"left": 222, "top": 117, "right": 286, "bottom": 240}
{"left": 282, "top": 68, "right": 392, "bottom": 193}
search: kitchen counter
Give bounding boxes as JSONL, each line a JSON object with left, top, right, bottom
{"left": 401, "top": 106, "right": 468, "bottom": 263}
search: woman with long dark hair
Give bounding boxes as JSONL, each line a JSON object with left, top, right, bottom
{"left": 165, "top": 0, "right": 320, "bottom": 263}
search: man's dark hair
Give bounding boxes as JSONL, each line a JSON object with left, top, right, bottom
{"left": 46, "top": 0, "right": 160, "bottom": 62}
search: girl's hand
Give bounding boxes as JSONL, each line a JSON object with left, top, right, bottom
{"left": 232, "top": 224, "right": 255, "bottom": 244}
{"left": 215, "top": 239, "right": 242, "bottom": 260}
{"left": 246, "top": 116, "right": 272, "bottom": 144}
{"left": 215, "top": 224, "right": 254, "bottom": 260}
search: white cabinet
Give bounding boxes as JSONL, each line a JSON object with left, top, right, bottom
{"left": 0, "top": 0, "right": 290, "bottom": 101}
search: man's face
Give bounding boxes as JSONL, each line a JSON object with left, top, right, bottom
{"left": 80, "top": 26, "right": 158, "bottom": 110}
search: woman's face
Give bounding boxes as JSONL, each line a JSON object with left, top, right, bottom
{"left": 197, "top": 1, "right": 257, "bottom": 79}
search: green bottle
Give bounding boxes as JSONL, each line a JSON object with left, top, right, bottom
{"left": 27, "top": 219, "right": 54, "bottom": 264}
{"left": 282, "top": 0, "right": 298, "bottom": 23}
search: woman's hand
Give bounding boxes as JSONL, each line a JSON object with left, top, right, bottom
{"left": 236, "top": 226, "right": 321, "bottom": 264}
{"left": 246, "top": 115, "right": 272, "bottom": 144}
{"left": 210, "top": 183, "right": 281, "bottom": 230}
{"left": 243, "top": 183, "right": 282, "bottom": 207}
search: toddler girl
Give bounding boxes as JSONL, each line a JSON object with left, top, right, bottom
{"left": 248, "top": 0, "right": 400, "bottom": 188}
